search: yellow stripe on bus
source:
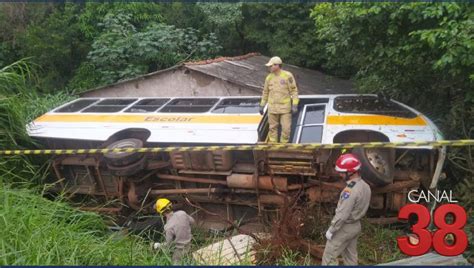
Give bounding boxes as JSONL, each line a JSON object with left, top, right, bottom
{"left": 35, "top": 114, "right": 426, "bottom": 126}
{"left": 326, "top": 115, "right": 426, "bottom": 126}
{"left": 35, "top": 114, "right": 263, "bottom": 124}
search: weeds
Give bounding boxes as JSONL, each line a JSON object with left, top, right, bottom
{"left": 0, "top": 92, "right": 71, "bottom": 187}
{"left": 0, "top": 184, "right": 170, "bottom": 265}
{"left": 0, "top": 59, "right": 167, "bottom": 265}
{"left": 299, "top": 205, "right": 403, "bottom": 265}
{"left": 358, "top": 219, "right": 403, "bottom": 264}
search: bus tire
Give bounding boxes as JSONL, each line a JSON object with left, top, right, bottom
{"left": 352, "top": 147, "right": 394, "bottom": 186}
{"left": 104, "top": 138, "right": 144, "bottom": 167}
{"left": 107, "top": 156, "right": 147, "bottom": 177}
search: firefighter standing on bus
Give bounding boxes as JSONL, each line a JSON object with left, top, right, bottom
{"left": 259, "top": 56, "right": 299, "bottom": 143}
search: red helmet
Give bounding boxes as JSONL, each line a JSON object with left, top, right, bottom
{"left": 335, "top": 153, "right": 361, "bottom": 173}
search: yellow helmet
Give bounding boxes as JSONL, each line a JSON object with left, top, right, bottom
{"left": 154, "top": 198, "right": 171, "bottom": 214}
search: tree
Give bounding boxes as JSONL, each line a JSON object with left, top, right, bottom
{"left": 77, "top": 2, "right": 164, "bottom": 39}
{"left": 242, "top": 3, "right": 325, "bottom": 69}
{"left": 1, "top": 2, "right": 168, "bottom": 92}
{"left": 17, "top": 4, "right": 89, "bottom": 92}
{"left": 72, "top": 11, "right": 221, "bottom": 89}
{"left": 196, "top": 3, "right": 246, "bottom": 55}
{"left": 311, "top": 3, "right": 473, "bottom": 227}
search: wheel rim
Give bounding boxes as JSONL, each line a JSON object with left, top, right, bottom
{"left": 110, "top": 140, "right": 139, "bottom": 156}
{"left": 365, "top": 149, "right": 390, "bottom": 176}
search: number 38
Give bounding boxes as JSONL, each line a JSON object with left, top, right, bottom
{"left": 397, "top": 204, "right": 468, "bottom": 256}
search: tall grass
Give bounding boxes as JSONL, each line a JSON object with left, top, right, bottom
{"left": 0, "top": 59, "right": 73, "bottom": 186}
{"left": 0, "top": 92, "right": 73, "bottom": 186}
{"left": 0, "top": 184, "right": 170, "bottom": 265}
{"left": 0, "top": 60, "right": 177, "bottom": 265}
{"left": 0, "top": 59, "right": 35, "bottom": 96}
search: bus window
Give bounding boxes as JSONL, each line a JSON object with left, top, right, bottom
{"left": 295, "top": 104, "right": 326, "bottom": 143}
{"left": 55, "top": 99, "right": 99, "bottom": 113}
{"left": 82, "top": 98, "right": 137, "bottom": 113}
{"left": 160, "top": 98, "right": 219, "bottom": 113}
{"left": 125, "top": 98, "right": 170, "bottom": 113}
{"left": 212, "top": 98, "right": 260, "bottom": 114}
{"left": 303, "top": 105, "right": 325, "bottom": 124}
{"left": 298, "top": 98, "right": 329, "bottom": 106}
{"left": 300, "top": 126, "right": 323, "bottom": 143}
{"left": 334, "top": 96, "right": 416, "bottom": 118}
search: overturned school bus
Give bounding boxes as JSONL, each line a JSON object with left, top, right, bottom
{"left": 27, "top": 94, "right": 445, "bottom": 227}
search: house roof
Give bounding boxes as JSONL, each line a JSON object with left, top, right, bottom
{"left": 79, "top": 53, "right": 353, "bottom": 96}
{"left": 185, "top": 53, "right": 354, "bottom": 94}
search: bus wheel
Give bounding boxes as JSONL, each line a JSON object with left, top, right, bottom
{"left": 107, "top": 156, "right": 147, "bottom": 177}
{"left": 352, "top": 147, "right": 394, "bottom": 186}
{"left": 104, "top": 138, "right": 144, "bottom": 166}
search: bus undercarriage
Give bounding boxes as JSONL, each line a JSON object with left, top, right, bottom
{"left": 45, "top": 137, "right": 440, "bottom": 231}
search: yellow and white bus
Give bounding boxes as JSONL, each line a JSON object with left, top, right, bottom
{"left": 29, "top": 94, "right": 443, "bottom": 145}
{"left": 27, "top": 94, "right": 445, "bottom": 225}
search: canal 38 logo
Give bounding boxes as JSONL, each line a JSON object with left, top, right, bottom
{"left": 397, "top": 190, "right": 468, "bottom": 257}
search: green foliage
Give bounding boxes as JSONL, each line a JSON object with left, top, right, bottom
{"left": 1, "top": 3, "right": 329, "bottom": 90}
{"left": 311, "top": 2, "right": 473, "bottom": 207}
{"left": 1, "top": 3, "right": 168, "bottom": 92}
{"left": 0, "top": 59, "right": 35, "bottom": 96}
{"left": 158, "top": 3, "right": 206, "bottom": 30}
{"left": 358, "top": 220, "right": 403, "bottom": 264}
{"left": 311, "top": 2, "right": 473, "bottom": 113}
{"left": 18, "top": 4, "right": 90, "bottom": 92}
{"left": 0, "top": 185, "right": 167, "bottom": 265}
{"left": 0, "top": 4, "right": 473, "bottom": 263}
{"left": 77, "top": 11, "right": 221, "bottom": 88}
{"left": 0, "top": 59, "right": 42, "bottom": 149}
{"left": 302, "top": 206, "right": 402, "bottom": 265}
{"left": 196, "top": 3, "right": 245, "bottom": 55}
{"left": 198, "top": 3, "right": 243, "bottom": 30}
{"left": 77, "top": 2, "right": 164, "bottom": 39}
{"left": 275, "top": 249, "right": 311, "bottom": 266}
{"left": 0, "top": 59, "right": 173, "bottom": 266}
{"left": 0, "top": 97, "right": 64, "bottom": 187}
{"left": 0, "top": 60, "right": 73, "bottom": 186}
{"left": 0, "top": 3, "right": 55, "bottom": 63}
{"left": 66, "top": 62, "right": 101, "bottom": 92}
{"left": 243, "top": 4, "right": 324, "bottom": 68}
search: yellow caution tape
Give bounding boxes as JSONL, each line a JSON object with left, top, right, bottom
{"left": 0, "top": 140, "right": 472, "bottom": 156}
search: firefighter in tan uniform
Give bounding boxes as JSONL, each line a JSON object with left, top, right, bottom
{"left": 153, "top": 198, "right": 195, "bottom": 265}
{"left": 259, "top": 56, "right": 299, "bottom": 143}
{"left": 322, "top": 154, "right": 372, "bottom": 265}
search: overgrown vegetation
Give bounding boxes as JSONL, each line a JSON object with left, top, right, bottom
{"left": 0, "top": 60, "right": 72, "bottom": 187}
{"left": 310, "top": 3, "right": 473, "bottom": 259}
{"left": 310, "top": 2, "right": 473, "bottom": 193}
{"left": 0, "top": 185, "right": 161, "bottom": 265}
{"left": 0, "top": 2, "right": 472, "bottom": 265}
{"left": 73, "top": 12, "right": 220, "bottom": 89}
{"left": 301, "top": 206, "right": 403, "bottom": 265}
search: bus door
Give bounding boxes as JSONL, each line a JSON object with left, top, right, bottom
{"left": 294, "top": 104, "right": 326, "bottom": 144}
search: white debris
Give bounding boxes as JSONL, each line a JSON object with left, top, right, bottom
{"left": 192, "top": 234, "right": 257, "bottom": 265}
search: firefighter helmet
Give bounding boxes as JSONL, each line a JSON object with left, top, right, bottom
{"left": 154, "top": 198, "right": 171, "bottom": 214}
{"left": 335, "top": 153, "right": 361, "bottom": 173}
